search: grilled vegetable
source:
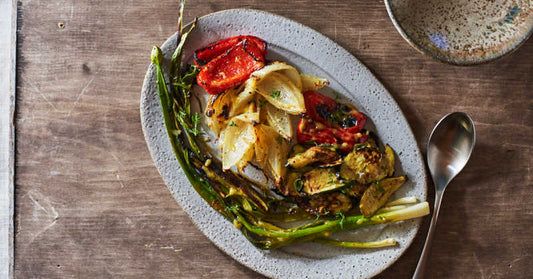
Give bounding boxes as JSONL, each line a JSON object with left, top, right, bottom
{"left": 339, "top": 144, "right": 395, "bottom": 184}
{"left": 314, "top": 237, "right": 396, "bottom": 249}
{"left": 300, "top": 73, "right": 329, "bottom": 91}
{"left": 222, "top": 113, "right": 259, "bottom": 171}
{"left": 301, "top": 168, "right": 344, "bottom": 195}
{"left": 245, "top": 62, "right": 305, "bottom": 114}
{"left": 299, "top": 192, "right": 352, "bottom": 215}
{"left": 266, "top": 132, "right": 289, "bottom": 186}
{"left": 303, "top": 90, "right": 338, "bottom": 124}
{"left": 359, "top": 176, "right": 406, "bottom": 217}
{"left": 197, "top": 39, "right": 266, "bottom": 95}
{"left": 194, "top": 35, "right": 267, "bottom": 66}
{"left": 345, "top": 182, "right": 368, "bottom": 198}
{"left": 264, "top": 103, "right": 292, "bottom": 140}
{"left": 230, "top": 84, "right": 254, "bottom": 116}
{"left": 253, "top": 123, "right": 272, "bottom": 169}
{"left": 205, "top": 87, "right": 239, "bottom": 136}
{"left": 297, "top": 91, "right": 368, "bottom": 153}
{"left": 287, "top": 146, "right": 342, "bottom": 168}
{"left": 296, "top": 117, "right": 338, "bottom": 145}
{"left": 151, "top": 0, "right": 429, "bottom": 251}
{"left": 248, "top": 61, "right": 302, "bottom": 91}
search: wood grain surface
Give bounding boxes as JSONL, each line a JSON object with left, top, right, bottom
{"left": 14, "top": 0, "right": 532, "bottom": 278}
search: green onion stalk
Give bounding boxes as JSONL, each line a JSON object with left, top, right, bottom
{"left": 150, "top": 0, "right": 429, "bottom": 250}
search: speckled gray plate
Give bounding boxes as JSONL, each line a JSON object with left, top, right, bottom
{"left": 141, "top": 9, "right": 427, "bottom": 279}
{"left": 385, "top": 0, "right": 533, "bottom": 65}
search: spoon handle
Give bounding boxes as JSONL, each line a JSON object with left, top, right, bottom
{"left": 412, "top": 190, "right": 444, "bottom": 279}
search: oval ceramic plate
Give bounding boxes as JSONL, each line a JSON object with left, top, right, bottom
{"left": 385, "top": 0, "right": 533, "bottom": 65}
{"left": 141, "top": 9, "right": 427, "bottom": 279}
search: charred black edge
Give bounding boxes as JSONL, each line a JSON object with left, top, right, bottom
{"left": 202, "top": 35, "right": 266, "bottom": 63}
{"left": 205, "top": 91, "right": 228, "bottom": 118}
{"left": 194, "top": 36, "right": 244, "bottom": 64}
{"left": 243, "top": 39, "right": 265, "bottom": 63}
{"left": 193, "top": 52, "right": 207, "bottom": 67}
{"left": 190, "top": 158, "right": 226, "bottom": 198}
{"left": 218, "top": 104, "right": 229, "bottom": 119}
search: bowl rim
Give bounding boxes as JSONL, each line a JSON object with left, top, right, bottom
{"left": 384, "top": 0, "right": 533, "bottom": 66}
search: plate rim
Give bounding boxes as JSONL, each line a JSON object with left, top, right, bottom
{"left": 140, "top": 8, "right": 427, "bottom": 278}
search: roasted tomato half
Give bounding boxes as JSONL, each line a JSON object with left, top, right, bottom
{"left": 297, "top": 91, "right": 368, "bottom": 153}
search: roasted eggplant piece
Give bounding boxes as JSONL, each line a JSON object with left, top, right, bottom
{"left": 339, "top": 144, "right": 395, "bottom": 184}
{"left": 359, "top": 176, "right": 406, "bottom": 217}
{"left": 287, "top": 146, "right": 342, "bottom": 169}
{"left": 301, "top": 168, "right": 344, "bottom": 195}
{"left": 299, "top": 192, "right": 352, "bottom": 215}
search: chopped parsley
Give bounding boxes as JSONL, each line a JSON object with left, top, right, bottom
{"left": 277, "top": 136, "right": 283, "bottom": 145}
{"left": 293, "top": 178, "right": 303, "bottom": 192}
{"left": 270, "top": 90, "right": 281, "bottom": 99}
{"left": 377, "top": 186, "right": 386, "bottom": 193}
{"left": 258, "top": 99, "right": 268, "bottom": 108}
{"left": 229, "top": 121, "right": 238, "bottom": 127}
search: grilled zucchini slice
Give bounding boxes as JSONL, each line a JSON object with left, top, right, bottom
{"left": 301, "top": 168, "right": 344, "bottom": 195}
{"left": 359, "top": 176, "right": 406, "bottom": 217}
{"left": 339, "top": 144, "right": 395, "bottom": 184}
{"left": 287, "top": 146, "right": 342, "bottom": 169}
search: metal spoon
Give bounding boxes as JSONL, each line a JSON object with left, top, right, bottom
{"left": 413, "top": 112, "right": 476, "bottom": 279}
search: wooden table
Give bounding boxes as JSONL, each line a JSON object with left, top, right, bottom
{"left": 14, "top": 0, "right": 532, "bottom": 278}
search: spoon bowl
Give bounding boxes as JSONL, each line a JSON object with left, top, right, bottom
{"left": 427, "top": 112, "right": 476, "bottom": 190}
{"left": 413, "top": 112, "right": 475, "bottom": 278}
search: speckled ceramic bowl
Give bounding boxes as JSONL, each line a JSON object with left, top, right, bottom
{"left": 141, "top": 9, "right": 427, "bottom": 279}
{"left": 385, "top": 0, "right": 533, "bottom": 65}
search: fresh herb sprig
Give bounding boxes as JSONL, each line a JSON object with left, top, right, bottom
{"left": 270, "top": 90, "right": 281, "bottom": 99}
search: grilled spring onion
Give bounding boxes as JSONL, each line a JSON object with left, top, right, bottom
{"left": 150, "top": 0, "right": 429, "bottom": 249}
